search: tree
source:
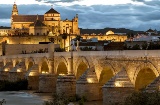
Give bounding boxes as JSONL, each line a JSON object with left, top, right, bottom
{"left": 75, "top": 35, "right": 82, "bottom": 41}
{"left": 61, "top": 33, "right": 68, "bottom": 50}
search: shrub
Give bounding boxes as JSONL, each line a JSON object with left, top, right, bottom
{"left": 124, "top": 90, "right": 160, "bottom": 105}
{"left": 43, "top": 94, "right": 87, "bottom": 105}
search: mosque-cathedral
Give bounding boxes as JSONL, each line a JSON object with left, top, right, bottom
{"left": 0, "top": 2, "right": 127, "bottom": 49}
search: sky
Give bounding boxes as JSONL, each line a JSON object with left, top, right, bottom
{"left": 0, "top": 0, "right": 160, "bottom": 31}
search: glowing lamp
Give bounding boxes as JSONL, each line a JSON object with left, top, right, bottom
{"left": 115, "top": 81, "right": 123, "bottom": 87}
{"left": 29, "top": 73, "right": 33, "bottom": 76}
{"left": 87, "top": 78, "right": 93, "bottom": 83}
{"left": 4, "top": 68, "right": 9, "bottom": 72}
{"left": 42, "top": 71, "right": 45, "bottom": 74}
{"left": 17, "top": 69, "right": 21, "bottom": 72}
{"left": 59, "top": 74, "right": 65, "bottom": 76}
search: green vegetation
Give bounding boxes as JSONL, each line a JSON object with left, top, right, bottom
{"left": 0, "top": 79, "right": 28, "bottom": 91}
{"left": 124, "top": 91, "right": 160, "bottom": 105}
{"left": 43, "top": 93, "right": 87, "bottom": 105}
{"left": 110, "top": 90, "right": 160, "bottom": 105}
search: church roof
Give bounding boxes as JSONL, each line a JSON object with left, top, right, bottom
{"left": 12, "top": 15, "right": 44, "bottom": 22}
{"left": 45, "top": 8, "right": 59, "bottom": 14}
{"left": 30, "top": 20, "right": 46, "bottom": 27}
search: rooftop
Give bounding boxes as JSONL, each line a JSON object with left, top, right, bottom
{"left": 45, "top": 8, "right": 59, "bottom": 14}
{"left": 12, "top": 15, "right": 44, "bottom": 22}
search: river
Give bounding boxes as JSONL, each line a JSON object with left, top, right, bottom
{"left": 0, "top": 91, "right": 103, "bottom": 105}
{"left": 0, "top": 91, "right": 52, "bottom": 105}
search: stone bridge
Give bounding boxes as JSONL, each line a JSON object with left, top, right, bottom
{"left": 0, "top": 50, "right": 160, "bottom": 104}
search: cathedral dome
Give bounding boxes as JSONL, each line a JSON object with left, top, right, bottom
{"left": 106, "top": 30, "right": 114, "bottom": 35}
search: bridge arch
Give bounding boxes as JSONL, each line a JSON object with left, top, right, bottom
{"left": 27, "top": 57, "right": 35, "bottom": 71}
{"left": 75, "top": 56, "right": 90, "bottom": 79}
{"left": 2, "top": 37, "right": 9, "bottom": 43}
{"left": 134, "top": 62, "right": 159, "bottom": 90}
{"left": 94, "top": 58, "right": 116, "bottom": 81}
{"left": 55, "top": 56, "right": 68, "bottom": 75}
{"left": 40, "top": 57, "right": 50, "bottom": 74}
{"left": 3, "top": 59, "right": 13, "bottom": 72}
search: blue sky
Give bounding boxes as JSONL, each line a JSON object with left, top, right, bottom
{"left": 0, "top": 0, "right": 160, "bottom": 31}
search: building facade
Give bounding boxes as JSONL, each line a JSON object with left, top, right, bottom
{"left": 11, "top": 2, "right": 80, "bottom": 36}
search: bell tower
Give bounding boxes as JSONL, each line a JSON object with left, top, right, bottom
{"left": 12, "top": 1, "right": 18, "bottom": 15}
{"left": 11, "top": 1, "right": 18, "bottom": 29}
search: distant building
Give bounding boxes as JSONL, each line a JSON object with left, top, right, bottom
{"left": 71, "top": 37, "right": 110, "bottom": 51}
{"left": 80, "top": 30, "right": 127, "bottom": 42}
{"left": 0, "top": 26, "right": 11, "bottom": 36}
{"left": 126, "top": 28, "right": 160, "bottom": 42}
{"left": 11, "top": 2, "right": 79, "bottom": 35}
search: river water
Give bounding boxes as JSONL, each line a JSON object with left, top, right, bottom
{"left": 0, "top": 91, "right": 52, "bottom": 105}
{"left": 0, "top": 91, "right": 103, "bottom": 105}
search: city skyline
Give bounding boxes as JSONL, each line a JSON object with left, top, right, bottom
{"left": 0, "top": 0, "right": 160, "bottom": 31}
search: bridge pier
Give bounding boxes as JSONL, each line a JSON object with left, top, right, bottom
{"left": 8, "top": 72, "right": 25, "bottom": 82}
{"left": 0, "top": 71, "right": 9, "bottom": 81}
{"left": 39, "top": 74, "right": 56, "bottom": 92}
{"left": 103, "top": 69, "right": 134, "bottom": 105}
{"left": 146, "top": 75, "right": 160, "bottom": 92}
{"left": 27, "top": 64, "right": 39, "bottom": 90}
{"left": 28, "top": 75, "right": 39, "bottom": 90}
{"left": 76, "top": 68, "right": 101, "bottom": 101}
{"left": 56, "top": 74, "right": 76, "bottom": 97}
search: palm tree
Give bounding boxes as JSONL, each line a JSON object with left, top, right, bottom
{"left": 61, "top": 33, "right": 68, "bottom": 50}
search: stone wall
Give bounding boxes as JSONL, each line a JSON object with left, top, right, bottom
{"left": 8, "top": 72, "right": 25, "bottom": 82}
{"left": 56, "top": 75, "right": 76, "bottom": 97}
{"left": 5, "top": 44, "right": 48, "bottom": 55}
{"left": 76, "top": 83, "right": 101, "bottom": 101}
{"left": 28, "top": 76, "right": 39, "bottom": 90}
{"left": 0, "top": 36, "right": 49, "bottom": 44}
{"left": 0, "top": 71, "right": 9, "bottom": 80}
{"left": 103, "top": 87, "right": 134, "bottom": 105}
{"left": 39, "top": 74, "right": 56, "bottom": 92}
{"left": 5, "top": 43, "right": 60, "bottom": 55}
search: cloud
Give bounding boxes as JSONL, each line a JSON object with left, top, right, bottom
{"left": 0, "top": 0, "right": 160, "bottom": 31}
{"left": 35, "top": 0, "right": 82, "bottom": 3}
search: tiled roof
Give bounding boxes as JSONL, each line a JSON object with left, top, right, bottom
{"left": 104, "top": 42, "right": 124, "bottom": 50}
{"left": 12, "top": 15, "right": 44, "bottom": 22}
{"left": 30, "top": 20, "right": 46, "bottom": 27}
{"left": 45, "top": 8, "right": 59, "bottom": 14}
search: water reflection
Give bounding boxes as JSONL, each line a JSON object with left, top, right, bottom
{"left": 0, "top": 91, "right": 51, "bottom": 105}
